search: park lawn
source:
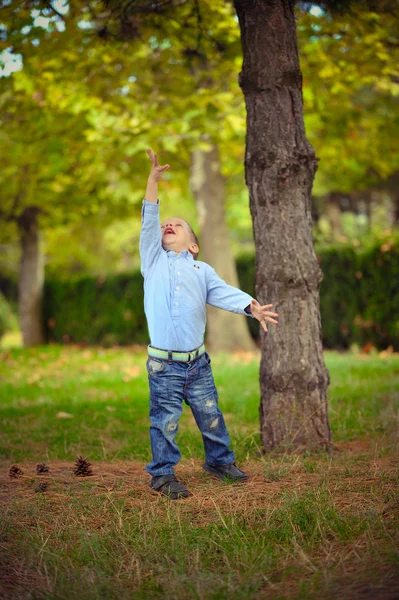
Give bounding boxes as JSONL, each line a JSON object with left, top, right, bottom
{"left": 0, "top": 345, "right": 398, "bottom": 599}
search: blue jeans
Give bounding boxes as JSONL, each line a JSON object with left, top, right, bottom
{"left": 145, "top": 351, "right": 235, "bottom": 477}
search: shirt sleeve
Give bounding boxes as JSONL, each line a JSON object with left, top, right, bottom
{"left": 206, "top": 266, "right": 255, "bottom": 318}
{"left": 139, "top": 199, "right": 162, "bottom": 277}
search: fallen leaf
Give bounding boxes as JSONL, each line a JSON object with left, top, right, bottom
{"left": 56, "top": 411, "right": 74, "bottom": 419}
{"left": 379, "top": 345, "right": 394, "bottom": 359}
{"left": 123, "top": 366, "right": 141, "bottom": 377}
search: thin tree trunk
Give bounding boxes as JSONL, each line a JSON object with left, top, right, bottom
{"left": 325, "top": 191, "right": 344, "bottom": 239}
{"left": 190, "top": 145, "right": 256, "bottom": 352}
{"left": 393, "top": 192, "right": 399, "bottom": 226}
{"left": 17, "top": 207, "right": 45, "bottom": 346}
{"left": 234, "top": 0, "right": 331, "bottom": 451}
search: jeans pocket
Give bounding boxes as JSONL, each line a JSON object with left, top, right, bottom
{"left": 201, "top": 352, "right": 211, "bottom": 367}
{"left": 147, "top": 357, "right": 166, "bottom": 375}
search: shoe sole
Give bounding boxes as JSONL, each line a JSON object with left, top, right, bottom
{"left": 202, "top": 463, "right": 248, "bottom": 482}
{"left": 150, "top": 481, "right": 192, "bottom": 500}
{"left": 164, "top": 491, "right": 191, "bottom": 500}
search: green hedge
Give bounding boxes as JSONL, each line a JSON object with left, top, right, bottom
{"left": 43, "top": 272, "right": 148, "bottom": 346}
{"left": 318, "top": 240, "right": 399, "bottom": 350}
{"left": 5, "top": 236, "right": 399, "bottom": 350}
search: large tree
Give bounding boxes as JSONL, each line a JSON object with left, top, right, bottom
{"left": 233, "top": 0, "right": 331, "bottom": 451}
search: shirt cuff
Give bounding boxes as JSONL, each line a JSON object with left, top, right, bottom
{"left": 141, "top": 198, "right": 160, "bottom": 223}
{"left": 142, "top": 198, "right": 160, "bottom": 207}
{"left": 244, "top": 302, "right": 255, "bottom": 318}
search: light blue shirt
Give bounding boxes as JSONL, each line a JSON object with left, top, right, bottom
{"left": 139, "top": 199, "right": 254, "bottom": 351}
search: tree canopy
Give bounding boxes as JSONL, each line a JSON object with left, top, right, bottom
{"left": 0, "top": 0, "right": 398, "bottom": 277}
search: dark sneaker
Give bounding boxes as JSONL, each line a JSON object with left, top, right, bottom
{"left": 202, "top": 462, "right": 248, "bottom": 482}
{"left": 150, "top": 474, "right": 191, "bottom": 500}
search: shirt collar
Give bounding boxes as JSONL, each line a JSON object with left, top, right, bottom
{"left": 166, "top": 249, "right": 194, "bottom": 261}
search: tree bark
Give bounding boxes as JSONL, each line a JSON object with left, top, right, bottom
{"left": 190, "top": 145, "right": 256, "bottom": 352}
{"left": 234, "top": 0, "right": 331, "bottom": 451}
{"left": 17, "top": 207, "right": 45, "bottom": 346}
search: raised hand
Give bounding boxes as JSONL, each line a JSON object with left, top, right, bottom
{"left": 250, "top": 299, "right": 279, "bottom": 333}
{"left": 146, "top": 148, "right": 170, "bottom": 182}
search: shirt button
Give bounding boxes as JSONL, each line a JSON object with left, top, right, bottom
{"left": 177, "top": 271, "right": 180, "bottom": 275}
{"left": 175, "top": 301, "right": 179, "bottom": 306}
{"left": 176, "top": 286, "right": 179, "bottom": 290}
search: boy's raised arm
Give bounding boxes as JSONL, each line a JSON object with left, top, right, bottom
{"left": 140, "top": 149, "right": 170, "bottom": 276}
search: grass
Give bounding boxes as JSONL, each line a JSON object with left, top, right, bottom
{"left": 0, "top": 345, "right": 398, "bottom": 599}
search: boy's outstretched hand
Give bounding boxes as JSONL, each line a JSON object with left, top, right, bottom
{"left": 250, "top": 299, "right": 279, "bottom": 333}
{"left": 146, "top": 148, "right": 170, "bottom": 182}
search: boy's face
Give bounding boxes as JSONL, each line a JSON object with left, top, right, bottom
{"left": 161, "top": 217, "right": 198, "bottom": 256}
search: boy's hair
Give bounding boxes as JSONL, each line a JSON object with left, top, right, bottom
{"left": 184, "top": 220, "right": 200, "bottom": 260}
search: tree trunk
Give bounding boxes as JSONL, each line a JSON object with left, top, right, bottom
{"left": 393, "top": 192, "right": 399, "bottom": 226}
{"left": 234, "top": 0, "right": 331, "bottom": 451}
{"left": 190, "top": 145, "right": 256, "bottom": 352}
{"left": 17, "top": 207, "right": 45, "bottom": 346}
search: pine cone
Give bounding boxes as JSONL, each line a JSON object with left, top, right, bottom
{"left": 8, "top": 465, "right": 23, "bottom": 478}
{"left": 36, "top": 462, "right": 50, "bottom": 475}
{"left": 34, "top": 481, "right": 49, "bottom": 493}
{"left": 73, "top": 455, "right": 93, "bottom": 477}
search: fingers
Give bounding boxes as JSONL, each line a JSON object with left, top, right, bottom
{"left": 258, "top": 309, "right": 279, "bottom": 320}
{"left": 146, "top": 148, "right": 159, "bottom": 166}
{"left": 251, "top": 299, "right": 278, "bottom": 333}
{"left": 146, "top": 148, "right": 170, "bottom": 171}
{"left": 261, "top": 316, "right": 277, "bottom": 325}
{"left": 261, "top": 305, "right": 277, "bottom": 314}
{"left": 252, "top": 300, "right": 275, "bottom": 312}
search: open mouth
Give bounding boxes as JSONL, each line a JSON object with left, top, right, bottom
{"left": 164, "top": 228, "right": 175, "bottom": 235}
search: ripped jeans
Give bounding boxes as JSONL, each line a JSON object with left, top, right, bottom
{"left": 145, "top": 351, "right": 235, "bottom": 477}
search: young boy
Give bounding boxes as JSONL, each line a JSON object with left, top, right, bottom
{"left": 140, "top": 148, "right": 279, "bottom": 499}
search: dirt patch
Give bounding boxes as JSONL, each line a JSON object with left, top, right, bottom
{"left": 1, "top": 442, "right": 398, "bottom": 600}
{"left": 0, "top": 441, "right": 397, "bottom": 512}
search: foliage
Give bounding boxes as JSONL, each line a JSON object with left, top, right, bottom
{"left": 298, "top": 6, "right": 399, "bottom": 195}
{"left": 0, "top": 0, "right": 245, "bottom": 234}
{"left": 0, "top": 1, "right": 153, "bottom": 238}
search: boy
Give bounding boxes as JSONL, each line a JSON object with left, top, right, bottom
{"left": 140, "top": 148, "right": 279, "bottom": 500}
